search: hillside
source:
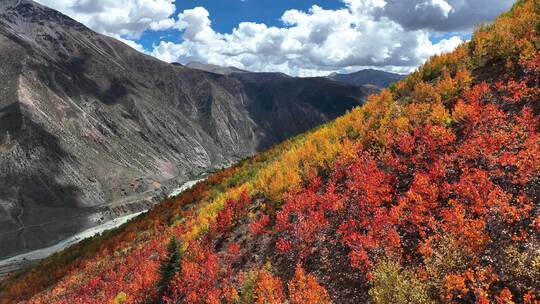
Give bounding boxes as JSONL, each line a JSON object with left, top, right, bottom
{"left": 0, "top": 0, "right": 368, "bottom": 260}
{"left": 1, "top": 1, "right": 540, "bottom": 303}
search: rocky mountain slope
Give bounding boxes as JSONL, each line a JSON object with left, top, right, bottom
{"left": 0, "top": 0, "right": 369, "bottom": 259}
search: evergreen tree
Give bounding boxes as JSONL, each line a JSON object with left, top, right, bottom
{"left": 157, "top": 236, "right": 182, "bottom": 303}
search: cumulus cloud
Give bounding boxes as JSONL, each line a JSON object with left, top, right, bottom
{"left": 151, "top": 2, "right": 464, "bottom": 76}
{"left": 35, "top": 0, "right": 177, "bottom": 38}
{"left": 117, "top": 37, "right": 148, "bottom": 54}
{"left": 375, "top": 0, "right": 514, "bottom": 32}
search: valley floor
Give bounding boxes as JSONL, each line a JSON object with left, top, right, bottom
{"left": 0, "top": 178, "right": 204, "bottom": 281}
{"left": 0, "top": 211, "right": 144, "bottom": 281}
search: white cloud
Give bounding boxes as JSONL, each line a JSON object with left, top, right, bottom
{"left": 151, "top": 2, "right": 465, "bottom": 76}
{"left": 418, "top": 35, "right": 463, "bottom": 59}
{"left": 35, "top": 0, "right": 177, "bottom": 38}
{"left": 117, "top": 37, "right": 148, "bottom": 54}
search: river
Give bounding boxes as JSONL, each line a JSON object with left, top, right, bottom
{"left": 0, "top": 178, "right": 204, "bottom": 281}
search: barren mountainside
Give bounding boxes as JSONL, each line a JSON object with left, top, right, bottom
{"left": 0, "top": 0, "right": 368, "bottom": 259}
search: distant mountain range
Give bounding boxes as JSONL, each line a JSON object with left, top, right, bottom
{"left": 328, "top": 69, "right": 405, "bottom": 88}
{"left": 0, "top": 0, "right": 370, "bottom": 259}
{"left": 185, "top": 62, "right": 405, "bottom": 90}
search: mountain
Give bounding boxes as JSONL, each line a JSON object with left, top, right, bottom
{"left": 2, "top": 1, "right": 540, "bottom": 304}
{"left": 328, "top": 69, "right": 405, "bottom": 88}
{"left": 186, "top": 62, "right": 248, "bottom": 75}
{"left": 187, "top": 63, "right": 404, "bottom": 91}
{"left": 0, "top": 0, "right": 369, "bottom": 260}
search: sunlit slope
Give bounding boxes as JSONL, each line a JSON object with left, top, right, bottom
{"left": 1, "top": 1, "right": 539, "bottom": 303}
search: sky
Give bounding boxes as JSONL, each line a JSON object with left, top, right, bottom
{"left": 34, "top": 0, "right": 515, "bottom": 76}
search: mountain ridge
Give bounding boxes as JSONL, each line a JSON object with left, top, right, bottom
{"left": 327, "top": 68, "right": 405, "bottom": 88}
{"left": 185, "top": 61, "right": 405, "bottom": 90}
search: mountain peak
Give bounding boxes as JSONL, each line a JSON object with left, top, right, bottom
{"left": 1, "top": 0, "right": 85, "bottom": 30}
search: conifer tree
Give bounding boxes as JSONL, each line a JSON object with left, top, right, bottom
{"left": 157, "top": 236, "right": 182, "bottom": 302}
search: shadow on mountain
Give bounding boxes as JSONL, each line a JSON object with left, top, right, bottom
{"left": 0, "top": 109, "right": 85, "bottom": 258}
{"left": 235, "top": 73, "right": 365, "bottom": 150}
{"left": 32, "top": 54, "right": 131, "bottom": 105}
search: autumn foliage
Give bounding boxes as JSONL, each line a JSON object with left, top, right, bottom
{"left": 1, "top": 1, "right": 540, "bottom": 303}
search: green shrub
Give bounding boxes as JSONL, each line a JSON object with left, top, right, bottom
{"left": 423, "top": 236, "right": 475, "bottom": 292}
{"left": 369, "top": 258, "right": 435, "bottom": 304}
{"left": 239, "top": 269, "right": 259, "bottom": 304}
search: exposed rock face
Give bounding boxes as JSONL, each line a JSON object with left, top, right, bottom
{"left": 0, "top": 0, "right": 369, "bottom": 258}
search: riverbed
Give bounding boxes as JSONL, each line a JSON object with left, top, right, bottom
{"left": 168, "top": 178, "right": 205, "bottom": 198}
{"left": 0, "top": 178, "right": 204, "bottom": 281}
{"left": 0, "top": 211, "right": 143, "bottom": 280}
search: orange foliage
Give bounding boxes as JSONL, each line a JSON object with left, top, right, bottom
{"left": 288, "top": 266, "right": 331, "bottom": 304}
{"left": 254, "top": 270, "right": 285, "bottom": 304}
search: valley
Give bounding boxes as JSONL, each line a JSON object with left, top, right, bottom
{"left": 0, "top": 212, "right": 144, "bottom": 281}
{"left": 0, "top": 0, "right": 375, "bottom": 261}
{"left": 0, "top": 177, "right": 204, "bottom": 281}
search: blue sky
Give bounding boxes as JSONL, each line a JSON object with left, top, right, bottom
{"left": 137, "top": 0, "right": 352, "bottom": 50}
{"left": 176, "top": 1, "right": 343, "bottom": 30}
{"left": 36, "top": 0, "right": 515, "bottom": 76}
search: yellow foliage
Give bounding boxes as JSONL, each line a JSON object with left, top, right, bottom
{"left": 472, "top": 0, "right": 540, "bottom": 63}
{"left": 361, "top": 90, "right": 405, "bottom": 147}
{"left": 393, "top": 116, "right": 411, "bottom": 134}
{"left": 436, "top": 72, "right": 458, "bottom": 100}
{"left": 455, "top": 69, "right": 473, "bottom": 92}
{"left": 253, "top": 124, "right": 344, "bottom": 201}
{"left": 451, "top": 99, "right": 473, "bottom": 122}
{"left": 412, "top": 82, "right": 442, "bottom": 105}
{"left": 112, "top": 292, "right": 127, "bottom": 304}
{"left": 429, "top": 101, "right": 452, "bottom": 126}
{"left": 405, "top": 102, "right": 432, "bottom": 127}
{"left": 184, "top": 183, "right": 253, "bottom": 241}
